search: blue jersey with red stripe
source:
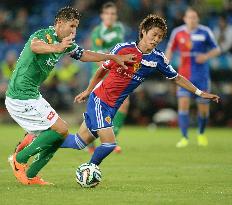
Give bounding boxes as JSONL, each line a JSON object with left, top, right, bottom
{"left": 167, "top": 24, "right": 218, "bottom": 82}
{"left": 93, "top": 42, "right": 178, "bottom": 108}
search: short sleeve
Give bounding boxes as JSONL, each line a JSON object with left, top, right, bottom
{"left": 167, "top": 29, "right": 178, "bottom": 52}
{"left": 205, "top": 27, "right": 219, "bottom": 49}
{"left": 31, "top": 30, "right": 48, "bottom": 43}
{"left": 67, "top": 43, "right": 84, "bottom": 60}
{"left": 101, "top": 43, "right": 122, "bottom": 70}
{"left": 157, "top": 52, "right": 178, "bottom": 79}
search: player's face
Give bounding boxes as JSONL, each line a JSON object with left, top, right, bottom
{"left": 184, "top": 10, "right": 199, "bottom": 30}
{"left": 142, "top": 27, "right": 164, "bottom": 50}
{"left": 56, "top": 19, "right": 79, "bottom": 39}
{"left": 101, "top": 7, "right": 117, "bottom": 27}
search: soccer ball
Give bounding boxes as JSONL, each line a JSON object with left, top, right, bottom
{"left": 76, "top": 163, "right": 102, "bottom": 188}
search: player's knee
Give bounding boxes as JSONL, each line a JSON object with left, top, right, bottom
{"left": 57, "top": 121, "right": 69, "bottom": 137}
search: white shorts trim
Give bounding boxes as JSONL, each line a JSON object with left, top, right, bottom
{"left": 5, "top": 96, "right": 59, "bottom": 135}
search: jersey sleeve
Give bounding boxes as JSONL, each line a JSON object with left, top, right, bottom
{"left": 157, "top": 52, "right": 178, "bottom": 79}
{"left": 101, "top": 43, "right": 122, "bottom": 70}
{"left": 167, "top": 29, "right": 178, "bottom": 51}
{"left": 31, "top": 30, "right": 49, "bottom": 43}
{"left": 66, "top": 43, "right": 84, "bottom": 60}
{"left": 205, "top": 27, "right": 219, "bottom": 50}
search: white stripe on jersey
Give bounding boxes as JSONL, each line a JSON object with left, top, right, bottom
{"left": 94, "top": 96, "right": 101, "bottom": 128}
{"left": 94, "top": 96, "right": 104, "bottom": 128}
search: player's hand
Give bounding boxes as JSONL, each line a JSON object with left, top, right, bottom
{"left": 201, "top": 92, "right": 220, "bottom": 103}
{"left": 56, "top": 33, "right": 75, "bottom": 52}
{"left": 111, "top": 54, "right": 136, "bottom": 69}
{"left": 74, "top": 90, "right": 90, "bottom": 103}
{"left": 196, "top": 54, "right": 208, "bottom": 64}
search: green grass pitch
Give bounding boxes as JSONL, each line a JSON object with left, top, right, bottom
{"left": 0, "top": 124, "right": 231, "bottom": 205}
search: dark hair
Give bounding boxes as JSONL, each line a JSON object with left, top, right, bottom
{"left": 185, "top": 7, "right": 199, "bottom": 16}
{"left": 55, "top": 6, "right": 81, "bottom": 24}
{"left": 139, "top": 14, "right": 167, "bottom": 40}
{"left": 101, "top": 2, "right": 117, "bottom": 13}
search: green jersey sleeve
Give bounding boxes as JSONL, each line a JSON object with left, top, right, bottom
{"left": 31, "top": 29, "right": 51, "bottom": 43}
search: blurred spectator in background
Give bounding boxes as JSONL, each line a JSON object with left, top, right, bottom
{"left": 0, "top": 50, "right": 17, "bottom": 94}
{"left": 41, "top": 56, "right": 81, "bottom": 111}
{"left": 0, "top": 50, "right": 17, "bottom": 115}
{"left": 129, "top": 87, "right": 153, "bottom": 125}
{"left": 213, "top": 14, "right": 232, "bottom": 54}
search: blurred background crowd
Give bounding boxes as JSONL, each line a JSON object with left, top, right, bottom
{"left": 0, "top": 0, "right": 232, "bottom": 127}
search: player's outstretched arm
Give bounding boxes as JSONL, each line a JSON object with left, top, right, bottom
{"left": 74, "top": 67, "right": 108, "bottom": 103}
{"left": 31, "top": 33, "right": 75, "bottom": 54}
{"left": 196, "top": 47, "right": 221, "bottom": 64}
{"left": 80, "top": 50, "right": 136, "bottom": 69}
{"left": 173, "top": 74, "right": 220, "bottom": 103}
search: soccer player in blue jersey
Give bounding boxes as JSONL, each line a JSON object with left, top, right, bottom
{"left": 17, "top": 14, "right": 219, "bottom": 179}
{"left": 165, "top": 8, "right": 221, "bottom": 147}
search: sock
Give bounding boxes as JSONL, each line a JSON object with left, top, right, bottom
{"left": 16, "top": 129, "right": 64, "bottom": 164}
{"left": 26, "top": 140, "right": 63, "bottom": 178}
{"left": 113, "top": 111, "right": 126, "bottom": 136}
{"left": 198, "top": 115, "right": 208, "bottom": 134}
{"left": 60, "top": 133, "right": 87, "bottom": 150}
{"left": 89, "top": 143, "right": 116, "bottom": 165}
{"left": 178, "top": 111, "right": 189, "bottom": 139}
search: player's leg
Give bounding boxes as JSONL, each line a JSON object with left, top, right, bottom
{"left": 6, "top": 96, "right": 67, "bottom": 184}
{"left": 60, "top": 92, "right": 102, "bottom": 150}
{"left": 196, "top": 102, "right": 209, "bottom": 146}
{"left": 13, "top": 117, "right": 67, "bottom": 184}
{"left": 112, "top": 97, "right": 130, "bottom": 153}
{"left": 89, "top": 127, "right": 116, "bottom": 165}
{"left": 176, "top": 96, "right": 190, "bottom": 148}
{"left": 60, "top": 120, "right": 95, "bottom": 150}
{"left": 16, "top": 117, "right": 67, "bottom": 164}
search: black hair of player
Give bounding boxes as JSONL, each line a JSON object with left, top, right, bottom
{"left": 101, "top": 2, "right": 117, "bottom": 13}
{"left": 55, "top": 6, "right": 81, "bottom": 24}
{"left": 139, "top": 14, "right": 167, "bottom": 40}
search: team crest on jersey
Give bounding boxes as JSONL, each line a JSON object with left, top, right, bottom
{"left": 95, "top": 38, "right": 103, "bottom": 46}
{"left": 133, "top": 63, "right": 141, "bottom": 72}
{"left": 105, "top": 116, "right": 111, "bottom": 124}
{"left": 186, "top": 40, "right": 192, "bottom": 49}
{"left": 46, "top": 34, "right": 53, "bottom": 44}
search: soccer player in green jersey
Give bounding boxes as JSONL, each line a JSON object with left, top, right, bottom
{"left": 6, "top": 6, "right": 135, "bottom": 185}
{"left": 88, "top": 1, "right": 129, "bottom": 154}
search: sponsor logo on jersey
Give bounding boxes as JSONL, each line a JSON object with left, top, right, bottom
{"left": 191, "top": 34, "right": 206, "bottom": 41}
{"left": 141, "top": 59, "right": 157, "bottom": 67}
{"left": 46, "top": 58, "right": 58, "bottom": 67}
{"left": 105, "top": 116, "right": 111, "bottom": 124}
{"left": 116, "top": 68, "right": 145, "bottom": 82}
{"left": 133, "top": 63, "right": 141, "bottom": 72}
{"left": 46, "top": 34, "right": 53, "bottom": 44}
{"left": 47, "top": 111, "right": 55, "bottom": 121}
